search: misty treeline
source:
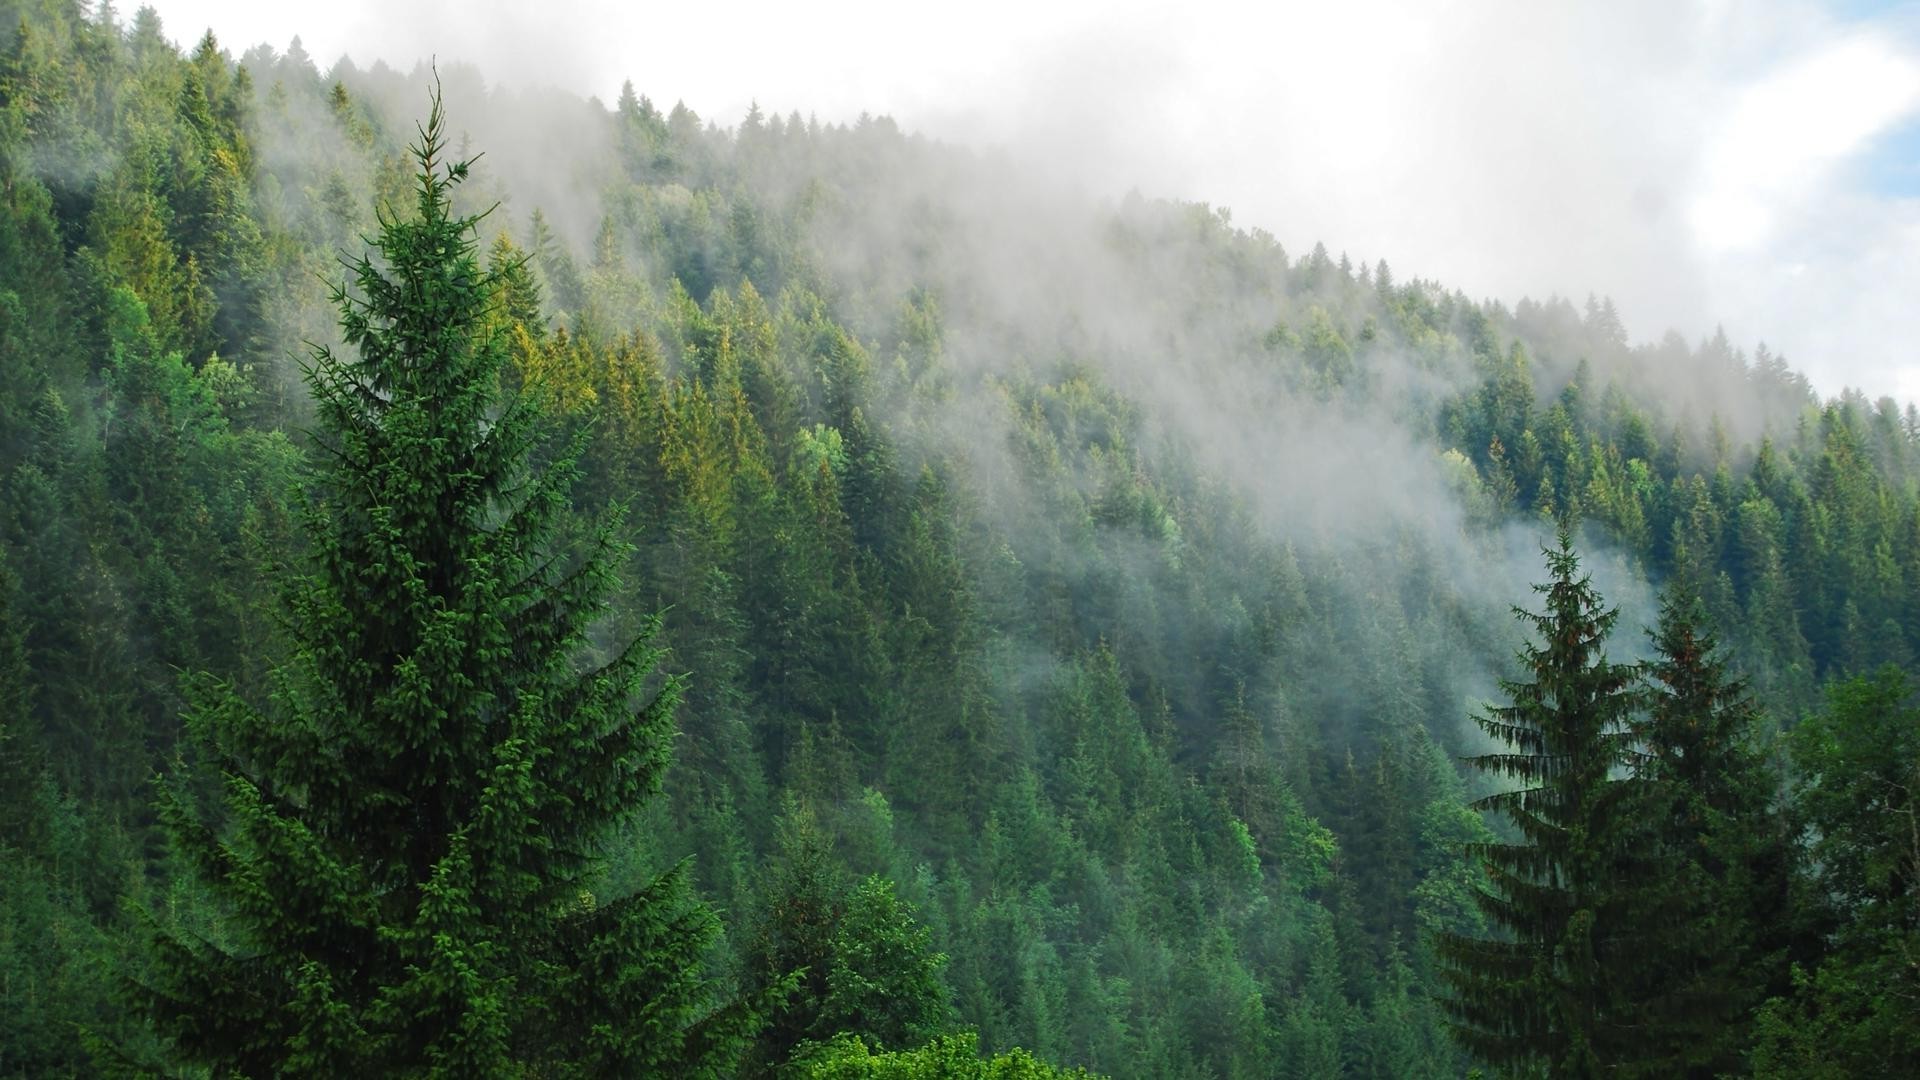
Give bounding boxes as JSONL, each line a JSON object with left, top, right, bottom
{"left": 2, "top": 2, "right": 1917, "bottom": 1076}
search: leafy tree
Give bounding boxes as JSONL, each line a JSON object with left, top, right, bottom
{"left": 822, "top": 875, "right": 955, "bottom": 1051}
{"left": 1211, "top": 686, "right": 1335, "bottom": 895}
{"left": 527, "top": 206, "right": 586, "bottom": 314}
{"left": 749, "top": 800, "right": 853, "bottom": 1071}
{"left": 799, "top": 1031, "right": 1096, "bottom": 1079}
{"left": 1354, "top": 937, "right": 1448, "bottom": 1079}
{"left": 137, "top": 90, "right": 759, "bottom": 1075}
{"left": 1435, "top": 531, "right": 1642, "bottom": 1077}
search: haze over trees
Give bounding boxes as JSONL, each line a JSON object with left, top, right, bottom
{"left": 1, "top": 2, "right": 1917, "bottom": 1076}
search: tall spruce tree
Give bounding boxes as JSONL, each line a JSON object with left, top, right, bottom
{"left": 1435, "top": 531, "right": 1642, "bottom": 1076}
{"left": 138, "top": 90, "right": 759, "bottom": 1075}
{"left": 1620, "top": 587, "right": 1791, "bottom": 1076}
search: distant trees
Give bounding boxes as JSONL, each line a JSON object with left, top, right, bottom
{"left": 139, "top": 92, "right": 758, "bottom": 1074}
{"left": 9, "top": 4, "right": 1920, "bottom": 1077}
{"left": 745, "top": 801, "right": 954, "bottom": 1073}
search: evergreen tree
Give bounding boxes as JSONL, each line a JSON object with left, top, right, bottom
{"left": 822, "top": 876, "right": 955, "bottom": 1052}
{"left": 10, "top": 5, "right": 1920, "bottom": 1070}
{"left": 1620, "top": 586, "right": 1792, "bottom": 1076}
{"left": 746, "top": 801, "right": 952, "bottom": 1073}
{"left": 1435, "top": 530, "right": 1642, "bottom": 1076}
{"left": 138, "top": 90, "right": 760, "bottom": 1075}
{"left": 1751, "top": 668, "right": 1920, "bottom": 1076}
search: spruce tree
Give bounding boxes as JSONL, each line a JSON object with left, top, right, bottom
{"left": 139, "top": 90, "right": 757, "bottom": 1075}
{"left": 1621, "top": 586, "right": 1790, "bottom": 1076}
{"left": 744, "top": 801, "right": 952, "bottom": 1073}
{"left": 1435, "top": 531, "right": 1642, "bottom": 1076}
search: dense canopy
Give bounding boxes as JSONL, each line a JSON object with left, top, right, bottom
{"left": 1, "top": 3, "right": 1915, "bottom": 1076}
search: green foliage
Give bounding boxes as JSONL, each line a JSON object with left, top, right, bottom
{"left": 825, "top": 877, "right": 954, "bottom": 1052}
{"left": 1, "top": 4, "right": 1916, "bottom": 1076}
{"left": 0, "top": 789, "right": 147, "bottom": 1077}
{"left": 1617, "top": 586, "right": 1794, "bottom": 1075}
{"left": 799, "top": 1031, "right": 1098, "bottom": 1079}
{"left": 136, "top": 90, "right": 756, "bottom": 1075}
{"left": 747, "top": 801, "right": 954, "bottom": 1072}
{"left": 1752, "top": 668, "right": 1920, "bottom": 1076}
{"left": 1437, "top": 533, "right": 1645, "bottom": 1077}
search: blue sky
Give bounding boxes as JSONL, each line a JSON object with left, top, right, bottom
{"left": 1815, "top": 1, "right": 1920, "bottom": 197}
{"left": 1853, "top": 118, "right": 1920, "bottom": 195}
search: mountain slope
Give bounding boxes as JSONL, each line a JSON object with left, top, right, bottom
{"left": 2, "top": 4, "right": 1915, "bottom": 1076}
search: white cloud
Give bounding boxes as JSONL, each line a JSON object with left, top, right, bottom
{"left": 1691, "top": 33, "right": 1920, "bottom": 253}
{"left": 143, "top": 0, "right": 1920, "bottom": 403}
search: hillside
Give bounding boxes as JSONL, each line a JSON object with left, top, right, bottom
{"left": 2, "top": 4, "right": 1916, "bottom": 1076}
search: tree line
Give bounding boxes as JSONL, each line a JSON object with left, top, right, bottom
{"left": 1, "top": 3, "right": 1916, "bottom": 1075}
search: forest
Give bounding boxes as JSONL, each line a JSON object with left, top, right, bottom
{"left": 1, "top": 2, "right": 1917, "bottom": 1076}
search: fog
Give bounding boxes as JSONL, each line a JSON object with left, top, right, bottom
{"left": 113, "top": 0, "right": 1867, "bottom": 747}
{"left": 5, "top": 11, "right": 1900, "bottom": 1075}
{"left": 151, "top": 0, "right": 1920, "bottom": 405}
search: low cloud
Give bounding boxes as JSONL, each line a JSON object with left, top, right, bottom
{"left": 151, "top": 0, "right": 1920, "bottom": 402}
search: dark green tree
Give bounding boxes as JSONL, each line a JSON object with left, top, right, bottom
{"left": 1620, "top": 586, "right": 1792, "bottom": 1076}
{"left": 138, "top": 90, "right": 759, "bottom": 1075}
{"left": 1435, "top": 531, "right": 1642, "bottom": 1077}
{"left": 746, "top": 800, "right": 953, "bottom": 1073}
{"left": 1751, "top": 668, "right": 1920, "bottom": 1076}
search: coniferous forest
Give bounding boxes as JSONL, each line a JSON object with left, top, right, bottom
{"left": 2, "top": 4, "right": 1918, "bottom": 1076}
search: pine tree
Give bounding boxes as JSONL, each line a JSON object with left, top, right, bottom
{"left": 1435, "top": 530, "right": 1642, "bottom": 1076}
{"left": 139, "top": 89, "right": 760, "bottom": 1075}
{"left": 1620, "top": 586, "right": 1791, "bottom": 1076}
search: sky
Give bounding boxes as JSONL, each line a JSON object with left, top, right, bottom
{"left": 145, "top": 0, "right": 1920, "bottom": 404}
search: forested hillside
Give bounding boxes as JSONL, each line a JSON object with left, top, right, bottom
{"left": 2, "top": 3, "right": 1916, "bottom": 1076}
